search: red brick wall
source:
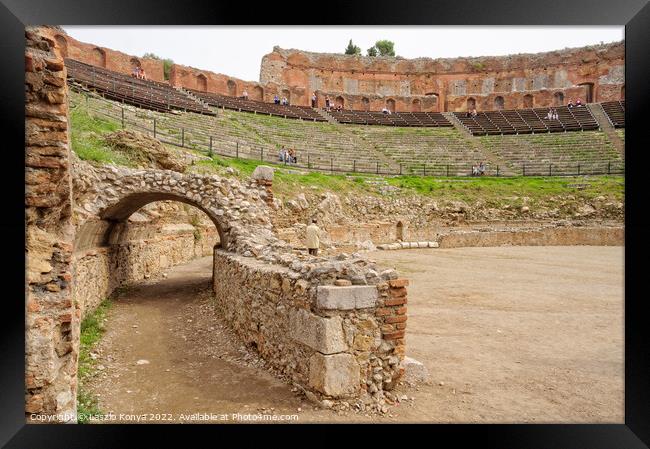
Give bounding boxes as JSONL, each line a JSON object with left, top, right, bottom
{"left": 47, "top": 30, "right": 165, "bottom": 83}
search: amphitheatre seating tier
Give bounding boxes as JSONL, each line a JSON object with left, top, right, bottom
{"left": 600, "top": 101, "right": 625, "bottom": 128}
{"left": 71, "top": 88, "right": 624, "bottom": 177}
{"left": 189, "top": 89, "right": 326, "bottom": 122}
{"left": 454, "top": 105, "right": 599, "bottom": 136}
{"left": 349, "top": 126, "right": 488, "bottom": 176}
{"left": 65, "top": 59, "right": 214, "bottom": 115}
{"left": 328, "top": 109, "right": 452, "bottom": 127}
{"left": 479, "top": 132, "right": 623, "bottom": 175}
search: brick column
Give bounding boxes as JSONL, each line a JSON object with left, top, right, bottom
{"left": 25, "top": 26, "right": 78, "bottom": 422}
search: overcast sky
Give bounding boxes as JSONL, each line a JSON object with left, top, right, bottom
{"left": 62, "top": 26, "right": 624, "bottom": 82}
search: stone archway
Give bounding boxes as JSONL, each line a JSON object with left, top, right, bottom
{"left": 386, "top": 98, "right": 396, "bottom": 112}
{"left": 467, "top": 97, "right": 476, "bottom": 110}
{"left": 523, "top": 94, "right": 534, "bottom": 108}
{"left": 494, "top": 96, "right": 504, "bottom": 110}
{"left": 554, "top": 91, "right": 564, "bottom": 106}
{"left": 197, "top": 74, "right": 208, "bottom": 92}
{"left": 411, "top": 99, "right": 421, "bottom": 112}
{"left": 335, "top": 96, "right": 345, "bottom": 108}
{"left": 361, "top": 97, "right": 370, "bottom": 111}
{"left": 227, "top": 80, "right": 237, "bottom": 97}
{"left": 91, "top": 47, "right": 106, "bottom": 68}
{"left": 253, "top": 85, "right": 264, "bottom": 101}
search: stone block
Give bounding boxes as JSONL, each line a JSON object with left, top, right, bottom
{"left": 428, "top": 241, "right": 439, "bottom": 248}
{"left": 252, "top": 165, "right": 274, "bottom": 181}
{"left": 400, "top": 242, "right": 410, "bottom": 249}
{"left": 289, "top": 308, "right": 347, "bottom": 354}
{"left": 409, "top": 242, "right": 419, "bottom": 248}
{"left": 316, "top": 285, "right": 378, "bottom": 310}
{"left": 400, "top": 356, "right": 430, "bottom": 385}
{"left": 309, "top": 353, "right": 360, "bottom": 397}
{"left": 418, "top": 241, "right": 428, "bottom": 248}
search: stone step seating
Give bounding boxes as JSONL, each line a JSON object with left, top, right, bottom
{"left": 65, "top": 58, "right": 214, "bottom": 115}
{"left": 479, "top": 132, "right": 623, "bottom": 175}
{"left": 75, "top": 90, "right": 393, "bottom": 173}
{"left": 73, "top": 89, "right": 623, "bottom": 177}
{"left": 378, "top": 241, "right": 439, "bottom": 250}
{"left": 454, "top": 105, "right": 600, "bottom": 136}
{"left": 601, "top": 100, "right": 625, "bottom": 128}
{"left": 189, "top": 89, "right": 326, "bottom": 122}
{"left": 328, "top": 109, "right": 453, "bottom": 127}
{"left": 351, "top": 127, "right": 488, "bottom": 175}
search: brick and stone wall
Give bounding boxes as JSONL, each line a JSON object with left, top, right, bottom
{"left": 260, "top": 43, "right": 624, "bottom": 110}
{"left": 212, "top": 250, "right": 407, "bottom": 402}
{"left": 43, "top": 28, "right": 165, "bottom": 82}
{"left": 73, "top": 223, "right": 217, "bottom": 317}
{"left": 25, "top": 26, "right": 78, "bottom": 421}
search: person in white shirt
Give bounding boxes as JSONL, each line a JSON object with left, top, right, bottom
{"left": 306, "top": 219, "right": 320, "bottom": 256}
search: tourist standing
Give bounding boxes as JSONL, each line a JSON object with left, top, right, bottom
{"left": 311, "top": 92, "right": 317, "bottom": 108}
{"left": 306, "top": 219, "right": 321, "bottom": 256}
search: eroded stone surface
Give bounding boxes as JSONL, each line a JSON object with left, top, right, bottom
{"left": 309, "top": 353, "right": 360, "bottom": 397}
{"left": 316, "top": 285, "right": 378, "bottom": 310}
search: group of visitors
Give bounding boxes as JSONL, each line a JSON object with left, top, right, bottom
{"left": 546, "top": 108, "right": 560, "bottom": 120}
{"left": 465, "top": 108, "right": 478, "bottom": 118}
{"left": 131, "top": 66, "right": 147, "bottom": 80}
{"left": 273, "top": 95, "right": 290, "bottom": 105}
{"left": 278, "top": 146, "right": 297, "bottom": 164}
{"left": 472, "top": 161, "right": 487, "bottom": 176}
{"left": 567, "top": 98, "right": 583, "bottom": 108}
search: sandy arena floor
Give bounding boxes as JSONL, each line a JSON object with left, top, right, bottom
{"left": 86, "top": 245, "right": 624, "bottom": 423}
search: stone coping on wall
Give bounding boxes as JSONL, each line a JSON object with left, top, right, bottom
{"left": 377, "top": 225, "right": 623, "bottom": 251}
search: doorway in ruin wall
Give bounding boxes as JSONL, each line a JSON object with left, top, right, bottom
{"left": 578, "top": 82, "right": 595, "bottom": 103}
{"left": 92, "top": 47, "right": 107, "bottom": 68}
{"left": 386, "top": 98, "right": 396, "bottom": 113}
{"left": 411, "top": 99, "right": 421, "bottom": 112}
{"left": 197, "top": 74, "right": 208, "bottom": 92}
{"left": 227, "top": 80, "right": 237, "bottom": 97}
{"left": 253, "top": 86, "right": 264, "bottom": 101}
{"left": 523, "top": 94, "right": 534, "bottom": 108}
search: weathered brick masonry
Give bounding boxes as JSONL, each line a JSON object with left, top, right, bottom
{"left": 25, "top": 26, "right": 78, "bottom": 420}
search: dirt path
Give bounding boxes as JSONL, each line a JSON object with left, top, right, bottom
{"left": 86, "top": 246, "right": 623, "bottom": 423}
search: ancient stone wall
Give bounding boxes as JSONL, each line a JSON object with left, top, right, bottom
{"left": 25, "top": 26, "right": 78, "bottom": 421}
{"left": 43, "top": 28, "right": 165, "bottom": 82}
{"left": 213, "top": 250, "right": 407, "bottom": 402}
{"left": 73, "top": 224, "right": 217, "bottom": 317}
{"left": 260, "top": 43, "right": 625, "bottom": 110}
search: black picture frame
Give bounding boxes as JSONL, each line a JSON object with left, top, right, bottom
{"left": 2, "top": 0, "right": 648, "bottom": 447}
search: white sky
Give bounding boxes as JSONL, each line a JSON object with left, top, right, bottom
{"left": 62, "top": 26, "right": 624, "bottom": 82}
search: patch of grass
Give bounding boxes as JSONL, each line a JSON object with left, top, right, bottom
{"left": 77, "top": 297, "right": 113, "bottom": 423}
{"left": 69, "top": 105, "right": 134, "bottom": 167}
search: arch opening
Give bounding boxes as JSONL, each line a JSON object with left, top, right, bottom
{"left": 467, "top": 97, "right": 476, "bottom": 110}
{"left": 227, "top": 80, "right": 237, "bottom": 97}
{"left": 523, "top": 94, "right": 534, "bottom": 108}
{"left": 411, "top": 99, "right": 421, "bottom": 112}
{"left": 196, "top": 74, "right": 208, "bottom": 92}
{"left": 494, "top": 96, "right": 504, "bottom": 110}
{"left": 91, "top": 47, "right": 106, "bottom": 68}
{"left": 253, "top": 85, "right": 264, "bottom": 101}
{"left": 335, "top": 96, "right": 345, "bottom": 108}
{"left": 386, "top": 98, "right": 396, "bottom": 113}
{"left": 361, "top": 97, "right": 370, "bottom": 111}
{"left": 554, "top": 91, "right": 564, "bottom": 106}
{"left": 578, "top": 82, "right": 594, "bottom": 103}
